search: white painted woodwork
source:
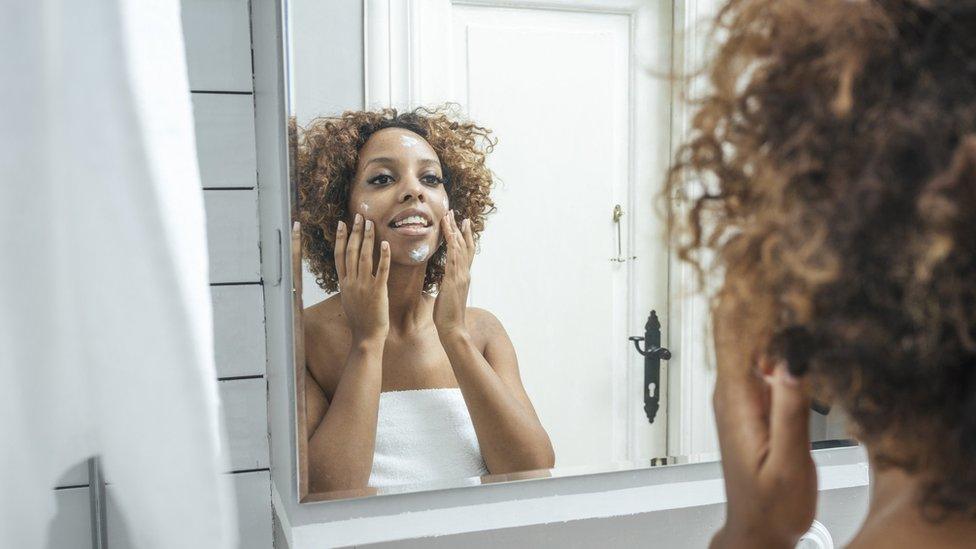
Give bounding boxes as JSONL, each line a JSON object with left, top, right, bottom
{"left": 346, "top": 493, "right": 856, "bottom": 548}
{"left": 106, "top": 471, "right": 272, "bottom": 549}
{"left": 45, "top": 487, "right": 91, "bottom": 549}
{"left": 666, "top": 0, "right": 724, "bottom": 457}
{"left": 363, "top": 0, "right": 673, "bottom": 467}
{"left": 192, "top": 93, "right": 258, "bottom": 189}
{"left": 277, "top": 446, "right": 869, "bottom": 547}
{"left": 230, "top": 470, "right": 274, "bottom": 549}
{"left": 212, "top": 284, "right": 268, "bottom": 378}
{"left": 220, "top": 378, "right": 271, "bottom": 471}
{"left": 205, "top": 189, "right": 262, "bottom": 284}
{"left": 55, "top": 460, "right": 89, "bottom": 489}
{"left": 181, "top": 0, "right": 253, "bottom": 92}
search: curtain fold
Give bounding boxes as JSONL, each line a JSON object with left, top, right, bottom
{"left": 1, "top": 1, "right": 236, "bottom": 547}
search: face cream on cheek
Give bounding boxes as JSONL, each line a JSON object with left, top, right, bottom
{"left": 400, "top": 134, "right": 420, "bottom": 148}
{"left": 442, "top": 196, "right": 449, "bottom": 211}
{"left": 408, "top": 243, "right": 430, "bottom": 263}
{"left": 360, "top": 202, "right": 369, "bottom": 213}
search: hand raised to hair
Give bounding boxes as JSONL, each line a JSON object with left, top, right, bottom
{"left": 709, "top": 293, "right": 817, "bottom": 549}
{"left": 433, "top": 210, "right": 474, "bottom": 340}
{"left": 333, "top": 213, "right": 391, "bottom": 343}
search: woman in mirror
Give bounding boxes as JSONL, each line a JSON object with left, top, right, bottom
{"left": 667, "top": 1, "right": 976, "bottom": 547}
{"left": 295, "top": 107, "right": 554, "bottom": 492}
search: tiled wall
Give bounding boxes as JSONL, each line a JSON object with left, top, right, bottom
{"left": 47, "top": 1, "right": 271, "bottom": 547}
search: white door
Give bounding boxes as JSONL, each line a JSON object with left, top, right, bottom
{"left": 366, "top": 0, "right": 673, "bottom": 467}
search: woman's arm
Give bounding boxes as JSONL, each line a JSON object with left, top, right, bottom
{"left": 440, "top": 309, "right": 555, "bottom": 474}
{"left": 434, "top": 211, "right": 554, "bottom": 473}
{"left": 306, "top": 215, "right": 392, "bottom": 492}
{"left": 306, "top": 335, "right": 385, "bottom": 492}
{"left": 709, "top": 293, "right": 816, "bottom": 548}
{"left": 304, "top": 368, "right": 328, "bottom": 440}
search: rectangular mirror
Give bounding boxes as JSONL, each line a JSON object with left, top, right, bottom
{"left": 284, "top": 0, "right": 854, "bottom": 503}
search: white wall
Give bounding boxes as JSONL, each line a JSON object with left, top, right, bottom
{"left": 291, "top": 0, "right": 364, "bottom": 125}
{"left": 290, "top": 0, "right": 364, "bottom": 309}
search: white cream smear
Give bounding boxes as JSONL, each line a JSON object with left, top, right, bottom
{"left": 400, "top": 134, "right": 420, "bottom": 148}
{"left": 409, "top": 243, "right": 430, "bottom": 263}
{"left": 360, "top": 202, "right": 369, "bottom": 213}
{"left": 442, "top": 196, "right": 449, "bottom": 211}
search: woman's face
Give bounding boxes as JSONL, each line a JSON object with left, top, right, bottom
{"left": 347, "top": 127, "right": 450, "bottom": 267}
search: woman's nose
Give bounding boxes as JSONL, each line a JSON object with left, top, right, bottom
{"left": 398, "top": 176, "right": 426, "bottom": 203}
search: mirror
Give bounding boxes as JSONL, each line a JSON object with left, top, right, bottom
{"left": 285, "top": 0, "right": 854, "bottom": 503}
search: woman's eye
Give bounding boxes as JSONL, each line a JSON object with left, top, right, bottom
{"left": 368, "top": 174, "right": 393, "bottom": 186}
{"left": 421, "top": 174, "right": 443, "bottom": 186}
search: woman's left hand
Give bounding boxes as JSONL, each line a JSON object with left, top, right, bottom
{"left": 434, "top": 210, "right": 474, "bottom": 339}
{"left": 709, "top": 293, "right": 817, "bottom": 549}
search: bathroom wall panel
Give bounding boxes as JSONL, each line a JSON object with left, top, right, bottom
{"left": 220, "top": 377, "right": 271, "bottom": 471}
{"left": 181, "top": 0, "right": 253, "bottom": 92}
{"left": 46, "top": 487, "right": 92, "bottom": 549}
{"left": 192, "top": 93, "right": 258, "bottom": 189}
{"left": 212, "top": 284, "right": 267, "bottom": 378}
{"left": 105, "top": 470, "right": 272, "bottom": 549}
{"left": 205, "top": 189, "right": 262, "bottom": 284}
{"left": 95, "top": 375, "right": 267, "bottom": 484}
{"left": 232, "top": 470, "right": 274, "bottom": 549}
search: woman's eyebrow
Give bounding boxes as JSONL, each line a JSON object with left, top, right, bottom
{"left": 362, "top": 157, "right": 439, "bottom": 168}
{"left": 363, "top": 157, "right": 397, "bottom": 168}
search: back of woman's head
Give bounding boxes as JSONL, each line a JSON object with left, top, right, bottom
{"left": 667, "top": 0, "right": 976, "bottom": 519}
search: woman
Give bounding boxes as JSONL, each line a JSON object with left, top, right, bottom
{"left": 666, "top": 0, "right": 976, "bottom": 546}
{"left": 296, "top": 108, "right": 554, "bottom": 492}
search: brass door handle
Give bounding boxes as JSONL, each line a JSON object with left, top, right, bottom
{"left": 611, "top": 204, "right": 636, "bottom": 263}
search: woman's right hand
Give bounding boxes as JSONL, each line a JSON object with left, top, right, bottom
{"left": 333, "top": 213, "right": 391, "bottom": 343}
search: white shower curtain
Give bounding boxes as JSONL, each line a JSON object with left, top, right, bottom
{"left": 1, "top": 0, "right": 236, "bottom": 547}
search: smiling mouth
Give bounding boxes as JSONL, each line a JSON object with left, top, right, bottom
{"left": 388, "top": 214, "right": 433, "bottom": 236}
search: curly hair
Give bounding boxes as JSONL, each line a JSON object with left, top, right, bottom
{"left": 296, "top": 106, "right": 497, "bottom": 293}
{"left": 666, "top": 0, "right": 976, "bottom": 519}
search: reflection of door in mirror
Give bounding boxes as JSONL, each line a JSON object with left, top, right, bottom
{"left": 360, "top": 2, "right": 675, "bottom": 469}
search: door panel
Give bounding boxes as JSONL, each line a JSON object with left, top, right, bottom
{"left": 456, "top": 9, "right": 630, "bottom": 467}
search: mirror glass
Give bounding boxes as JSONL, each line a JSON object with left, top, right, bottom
{"left": 285, "top": 0, "right": 854, "bottom": 503}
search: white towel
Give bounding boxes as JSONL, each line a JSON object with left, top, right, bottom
{"left": 369, "top": 388, "right": 490, "bottom": 487}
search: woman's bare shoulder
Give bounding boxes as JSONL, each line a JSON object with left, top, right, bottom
{"left": 466, "top": 307, "right": 505, "bottom": 330}
{"left": 303, "top": 295, "right": 350, "bottom": 387}
{"left": 303, "top": 294, "right": 344, "bottom": 327}
{"left": 465, "top": 307, "right": 510, "bottom": 351}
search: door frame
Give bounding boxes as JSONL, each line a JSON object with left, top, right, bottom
{"left": 666, "top": 0, "right": 724, "bottom": 457}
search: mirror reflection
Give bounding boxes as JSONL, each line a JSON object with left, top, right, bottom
{"left": 296, "top": 111, "right": 555, "bottom": 492}
{"left": 287, "top": 0, "right": 852, "bottom": 501}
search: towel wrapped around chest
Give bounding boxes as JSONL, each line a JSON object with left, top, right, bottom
{"left": 368, "top": 388, "right": 489, "bottom": 487}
